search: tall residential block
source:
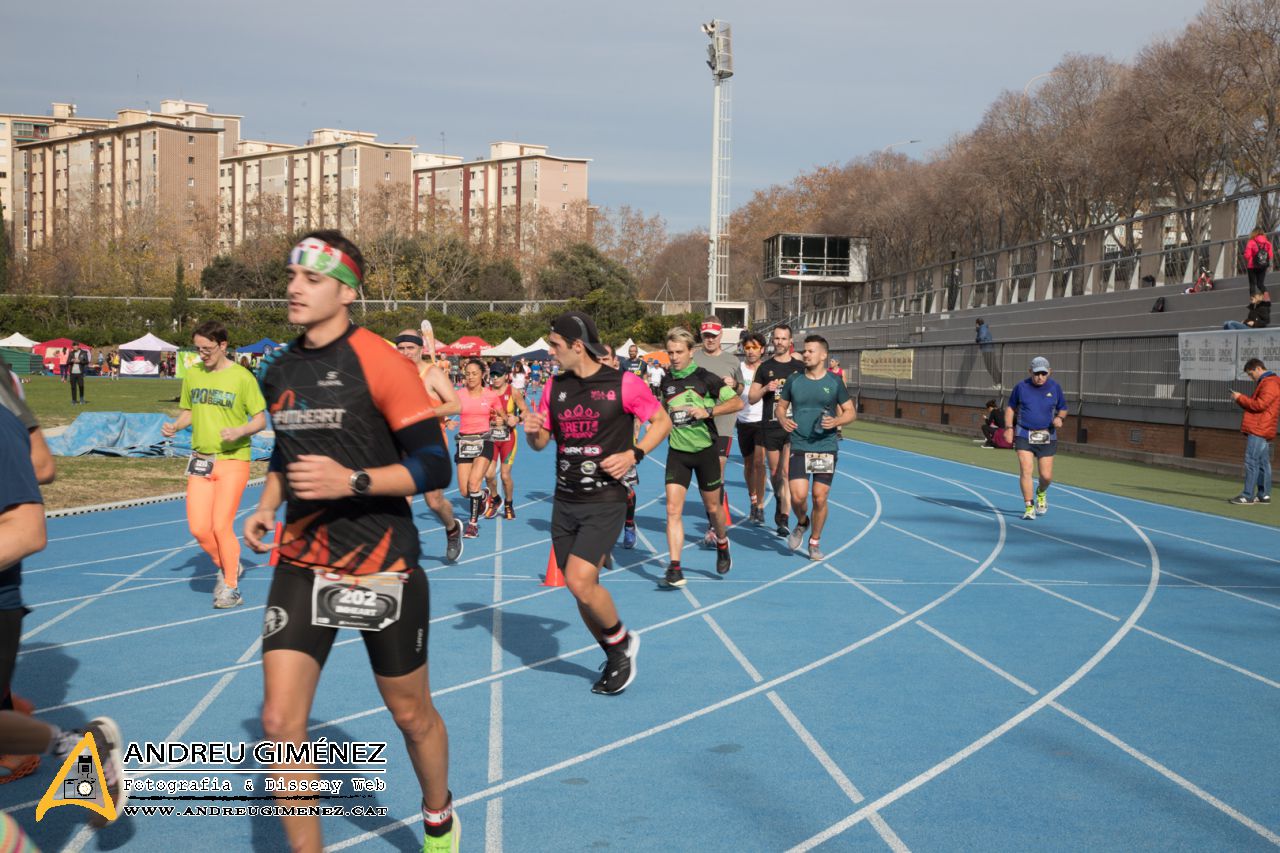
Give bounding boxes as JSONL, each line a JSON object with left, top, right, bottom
{"left": 218, "top": 129, "right": 414, "bottom": 250}
{"left": 414, "top": 142, "right": 589, "bottom": 242}
{"left": 12, "top": 117, "right": 220, "bottom": 252}
{"left": 0, "top": 103, "right": 113, "bottom": 247}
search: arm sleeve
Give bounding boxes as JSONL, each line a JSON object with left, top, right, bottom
{"left": 622, "top": 372, "right": 660, "bottom": 421}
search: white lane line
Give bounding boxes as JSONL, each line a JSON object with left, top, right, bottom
{"left": 25, "top": 571, "right": 224, "bottom": 608}
{"left": 675, "top": 567, "right": 909, "bottom": 852}
{"left": 786, "top": 485, "right": 1160, "bottom": 852}
{"left": 25, "top": 543, "right": 205, "bottom": 574}
{"left": 325, "top": 478, "right": 1007, "bottom": 851}
{"left": 840, "top": 566, "right": 1279, "bottom": 849}
{"left": 313, "top": 484, "right": 885, "bottom": 736}
{"left": 46, "top": 504, "right": 256, "bottom": 543}
{"left": 486, "top": 520, "right": 505, "bottom": 853}
{"left": 18, "top": 606, "right": 263, "bottom": 657}
{"left": 21, "top": 546, "right": 188, "bottom": 642}
{"left": 1050, "top": 702, "right": 1280, "bottom": 845}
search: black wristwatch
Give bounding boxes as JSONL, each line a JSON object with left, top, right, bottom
{"left": 632, "top": 447, "right": 646, "bottom": 463}
{"left": 349, "top": 470, "right": 372, "bottom": 496}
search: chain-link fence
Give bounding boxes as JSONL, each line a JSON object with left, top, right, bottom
{"left": 833, "top": 334, "right": 1251, "bottom": 418}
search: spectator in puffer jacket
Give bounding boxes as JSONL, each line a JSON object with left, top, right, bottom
{"left": 1223, "top": 292, "right": 1270, "bottom": 330}
{"left": 1228, "top": 357, "right": 1279, "bottom": 505}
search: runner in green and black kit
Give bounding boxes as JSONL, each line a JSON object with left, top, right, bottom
{"left": 657, "top": 327, "right": 743, "bottom": 587}
{"left": 778, "top": 334, "right": 855, "bottom": 561}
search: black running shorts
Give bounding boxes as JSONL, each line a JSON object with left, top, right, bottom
{"left": 551, "top": 501, "right": 627, "bottom": 571}
{"left": 665, "top": 446, "right": 723, "bottom": 492}
{"left": 0, "top": 607, "right": 27, "bottom": 703}
{"left": 715, "top": 435, "right": 733, "bottom": 459}
{"left": 1014, "top": 436, "right": 1057, "bottom": 458}
{"left": 736, "top": 421, "right": 763, "bottom": 456}
{"left": 454, "top": 433, "right": 495, "bottom": 466}
{"left": 263, "top": 562, "right": 430, "bottom": 678}
{"left": 763, "top": 425, "right": 790, "bottom": 453}
{"left": 788, "top": 448, "right": 837, "bottom": 486}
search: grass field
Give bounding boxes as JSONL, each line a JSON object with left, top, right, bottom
{"left": 16, "top": 376, "right": 1272, "bottom": 525}
{"left": 19, "top": 375, "right": 267, "bottom": 510}
{"left": 845, "top": 419, "right": 1275, "bottom": 527}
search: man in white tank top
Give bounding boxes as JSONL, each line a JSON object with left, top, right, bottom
{"left": 735, "top": 331, "right": 769, "bottom": 525}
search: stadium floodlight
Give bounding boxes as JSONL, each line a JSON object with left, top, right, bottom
{"left": 704, "top": 19, "right": 733, "bottom": 308}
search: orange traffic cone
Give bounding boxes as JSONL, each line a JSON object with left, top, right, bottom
{"left": 542, "top": 548, "right": 566, "bottom": 588}
{"left": 722, "top": 491, "right": 733, "bottom": 528}
{"left": 268, "top": 522, "right": 284, "bottom": 567}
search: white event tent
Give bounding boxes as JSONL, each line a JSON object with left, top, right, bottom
{"left": 0, "top": 333, "right": 39, "bottom": 349}
{"left": 118, "top": 332, "right": 179, "bottom": 376}
{"left": 615, "top": 338, "right": 648, "bottom": 357}
{"left": 482, "top": 337, "right": 527, "bottom": 357}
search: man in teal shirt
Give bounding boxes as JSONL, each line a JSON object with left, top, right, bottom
{"left": 778, "top": 334, "right": 855, "bottom": 560}
{"left": 657, "top": 327, "right": 743, "bottom": 588}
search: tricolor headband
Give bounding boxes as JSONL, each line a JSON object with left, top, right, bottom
{"left": 288, "top": 238, "right": 362, "bottom": 290}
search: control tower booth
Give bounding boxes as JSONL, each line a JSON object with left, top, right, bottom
{"left": 763, "top": 233, "right": 869, "bottom": 316}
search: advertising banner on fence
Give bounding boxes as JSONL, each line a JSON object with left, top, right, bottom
{"left": 1178, "top": 329, "right": 1280, "bottom": 380}
{"left": 860, "top": 348, "right": 914, "bottom": 380}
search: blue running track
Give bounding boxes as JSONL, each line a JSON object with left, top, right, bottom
{"left": 4, "top": 437, "right": 1279, "bottom": 851}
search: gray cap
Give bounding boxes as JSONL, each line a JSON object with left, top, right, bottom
{"left": 1029, "top": 356, "right": 1051, "bottom": 373}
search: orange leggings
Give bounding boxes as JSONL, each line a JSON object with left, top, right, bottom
{"left": 186, "top": 458, "right": 251, "bottom": 587}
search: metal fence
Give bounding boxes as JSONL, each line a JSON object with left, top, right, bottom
{"left": 2, "top": 295, "right": 673, "bottom": 323}
{"left": 791, "top": 184, "right": 1280, "bottom": 332}
{"left": 830, "top": 334, "right": 1249, "bottom": 421}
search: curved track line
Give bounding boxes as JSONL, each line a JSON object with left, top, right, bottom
{"left": 787, "top": 485, "right": 1161, "bottom": 851}
{"left": 324, "top": 477, "right": 1006, "bottom": 850}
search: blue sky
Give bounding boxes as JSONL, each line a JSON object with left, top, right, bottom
{"left": 3, "top": 0, "right": 1207, "bottom": 232}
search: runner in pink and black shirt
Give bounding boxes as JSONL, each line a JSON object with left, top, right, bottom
{"left": 526, "top": 311, "right": 670, "bottom": 695}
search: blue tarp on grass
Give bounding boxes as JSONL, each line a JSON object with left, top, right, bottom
{"left": 46, "top": 412, "right": 273, "bottom": 459}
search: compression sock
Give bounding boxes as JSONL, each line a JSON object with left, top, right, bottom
{"left": 469, "top": 492, "right": 483, "bottom": 523}
{"left": 625, "top": 489, "right": 636, "bottom": 525}
{"left": 423, "top": 794, "right": 454, "bottom": 838}
{"left": 601, "top": 622, "right": 628, "bottom": 653}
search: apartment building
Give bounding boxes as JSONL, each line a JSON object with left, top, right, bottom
{"left": 12, "top": 118, "right": 219, "bottom": 252}
{"left": 414, "top": 142, "right": 589, "bottom": 241}
{"left": 218, "top": 129, "right": 414, "bottom": 250}
{"left": 0, "top": 103, "right": 113, "bottom": 245}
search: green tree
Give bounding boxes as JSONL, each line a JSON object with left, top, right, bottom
{"left": 171, "top": 257, "right": 190, "bottom": 328}
{"left": 536, "top": 243, "right": 637, "bottom": 300}
{"left": 469, "top": 258, "right": 522, "bottom": 301}
{"left": 201, "top": 255, "right": 256, "bottom": 298}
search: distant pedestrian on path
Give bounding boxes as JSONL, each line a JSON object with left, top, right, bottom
{"left": 975, "top": 318, "right": 1001, "bottom": 387}
{"left": 1244, "top": 228, "right": 1272, "bottom": 297}
{"left": 1228, "top": 357, "right": 1279, "bottom": 505}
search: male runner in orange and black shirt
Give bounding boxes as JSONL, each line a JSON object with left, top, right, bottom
{"left": 244, "top": 231, "right": 458, "bottom": 853}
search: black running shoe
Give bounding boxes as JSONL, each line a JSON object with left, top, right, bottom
{"left": 776, "top": 524, "right": 789, "bottom": 538}
{"left": 716, "top": 545, "right": 731, "bottom": 575}
{"left": 591, "top": 633, "right": 640, "bottom": 695}
{"left": 663, "top": 564, "right": 686, "bottom": 588}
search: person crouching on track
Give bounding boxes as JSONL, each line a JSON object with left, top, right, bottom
{"left": 162, "top": 320, "right": 267, "bottom": 609}
{"left": 776, "top": 334, "right": 854, "bottom": 560}
{"left": 1004, "top": 357, "right": 1068, "bottom": 520}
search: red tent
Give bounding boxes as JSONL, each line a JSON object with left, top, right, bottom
{"left": 440, "top": 336, "right": 490, "bottom": 357}
{"left": 33, "top": 338, "right": 92, "bottom": 355}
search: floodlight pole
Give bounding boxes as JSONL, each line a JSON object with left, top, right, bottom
{"left": 704, "top": 20, "right": 733, "bottom": 311}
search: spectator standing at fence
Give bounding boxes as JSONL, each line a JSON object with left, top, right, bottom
{"left": 975, "top": 318, "right": 1001, "bottom": 387}
{"left": 1245, "top": 228, "right": 1272, "bottom": 298}
{"left": 1228, "top": 357, "right": 1278, "bottom": 505}
{"left": 1223, "top": 292, "right": 1271, "bottom": 330}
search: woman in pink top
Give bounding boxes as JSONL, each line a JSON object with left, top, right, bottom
{"left": 455, "top": 359, "right": 503, "bottom": 537}
{"left": 1245, "top": 227, "right": 1273, "bottom": 298}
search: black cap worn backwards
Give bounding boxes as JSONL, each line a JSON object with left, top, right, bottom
{"left": 550, "top": 311, "right": 608, "bottom": 359}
